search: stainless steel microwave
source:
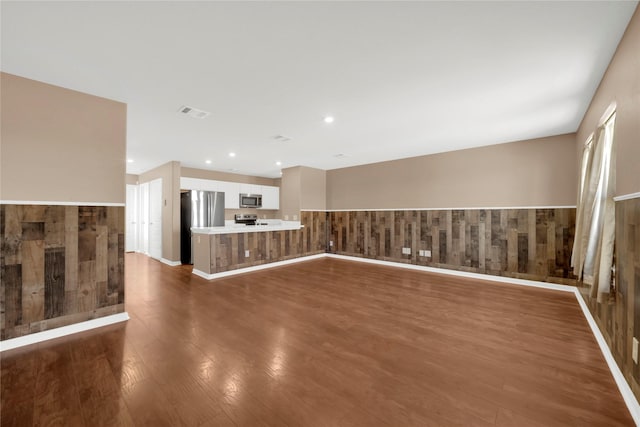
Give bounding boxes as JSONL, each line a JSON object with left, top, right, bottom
{"left": 239, "top": 193, "right": 262, "bottom": 208}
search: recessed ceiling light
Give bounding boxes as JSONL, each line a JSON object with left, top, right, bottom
{"left": 127, "top": 159, "right": 134, "bottom": 163}
{"left": 229, "top": 152, "right": 236, "bottom": 158}
{"left": 276, "top": 161, "right": 282, "bottom": 166}
{"left": 205, "top": 160, "right": 212, "bottom": 164}
{"left": 323, "top": 116, "right": 335, "bottom": 124}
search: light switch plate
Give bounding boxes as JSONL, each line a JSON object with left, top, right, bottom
{"left": 245, "top": 250, "right": 250, "bottom": 258}
{"left": 633, "top": 337, "right": 639, "bottom": 364}
{"left": 330, "top": 241, "right": 334, "bottom": 247}
{"left": 424, "top": 250, "right": 431, "bottom": 257}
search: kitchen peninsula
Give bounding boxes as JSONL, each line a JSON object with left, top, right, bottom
{"left": 191, "top": 212, "right": 327, "bottom": 279}
{"left": 192, "top": 220, "right": 302, "bottom": 235}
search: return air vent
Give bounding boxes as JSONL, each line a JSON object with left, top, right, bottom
{"left": 272, "top": 135, "right": 292, "bottom": 143}
{"left": 177, "top": 105, "right": 210, "bottom": 119}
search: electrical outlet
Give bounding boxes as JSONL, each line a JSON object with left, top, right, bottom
{"left": 284, "top": 215, "right": 289, "bottom": 220}
{"left": 402, "top": 247, "right": 411, "bottom": 255}
{"left": 329, "top": 240, "right": 334, "bottom": 247}
{"left": 245, "top": 250, "right": 250, "bottom": 258}
{"left": 293, "top": 214, "right": 298, "bottom": 220}
{"left": 633, "top": 337, "right": 639, "bottom": 364}
{"left": 424, "top": 250, "right": 431, "bottom": 257}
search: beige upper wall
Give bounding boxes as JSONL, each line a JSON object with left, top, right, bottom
{"left": 577, "top": 4, "right": 640, "bottom": 196}
{"left": 280, "top": 167, "right": 301, "bottom": 219}
{"left": 181, "top": 167, "right": 278, "bottom": 186}
{"left": 126, "top": 174, "right": 139, "bottom": 185}
{"left": 326, "top": 133, "right": 578, "bottom": 210}
{"left": 280, "top": 166, "right": 326, "bottom": 219}
{"left": 140, "top": 161, "right": 181, "bottom": 262}
{"left": 300, "top": 167, "right": 326, "bottom": 211}
{"left": 1, "top": 73, "right": 126, "bottom": 203}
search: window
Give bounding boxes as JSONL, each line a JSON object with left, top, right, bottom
{"left": 571, "top": 109, "right": 616, "bottom": 301}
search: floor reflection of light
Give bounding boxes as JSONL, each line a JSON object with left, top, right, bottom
{"left": 270, "top": 348, "right": 286, "bottom": 377}
{"left": 224, "top": 372, "right": 243, "bottom": 403}
{"left": 269, "top": 327, "right": 287, "bottom": 379}
{"left": 199, "top": 357, "right": 216, "bottom": 382}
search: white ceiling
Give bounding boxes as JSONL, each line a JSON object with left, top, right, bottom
{"left": 1, "top": 1, "right": 637, "bottom": 178}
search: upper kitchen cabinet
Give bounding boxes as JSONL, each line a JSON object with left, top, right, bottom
{"left": 221, "top": 181, "right": 240, "bottom": 209}
{"left": 181, "top": 177, "right": 218, "bottom": 192}
{"left": 259, "top": 185, "right": 279, "bottom": 210}
{"left": 238, "top": 183, "right": 279, "bottom": 209}
{"left": 180, "top": 177, "right": 278, "bottom": 210}
{"left": 180, "top": 177, "right": 238, "bottom": 209}
{"left": 239, "top": 183, "right": 261, "bottom": 195}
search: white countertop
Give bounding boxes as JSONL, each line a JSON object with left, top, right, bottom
{"left": 191, "top": 220, "right": 303, "bottom": 235}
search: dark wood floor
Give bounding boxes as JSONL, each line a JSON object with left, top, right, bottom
{"left": 1, "top": 254, "right": 634, "bottom": 426}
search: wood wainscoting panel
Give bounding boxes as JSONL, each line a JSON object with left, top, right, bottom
{"left": 44, "top": 247, "right": 65, "bottom": 319}
{"left": 0, "top": 204, "right": 125, "bottom": 340}
{"left": 579, "top": 197, "right": 640, "bottom": 402}
{"left": 328, "top": 208, "right": 576, "bottom": 285}
{"left": 207, "top": 211, "right": 327, "bottom": 274}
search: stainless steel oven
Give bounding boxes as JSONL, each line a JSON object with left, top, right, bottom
{"left": 239, "top": 193, "right": 262, "bottom": 208}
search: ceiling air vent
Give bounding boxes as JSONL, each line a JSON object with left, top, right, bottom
{"left": 272, "top": 135, "right": 292, "bottom": 143}
{"left": 178, "top": 105, "right": 210, "bottom": 119}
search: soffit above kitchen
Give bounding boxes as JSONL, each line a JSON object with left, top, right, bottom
{"left": 1, "top": 1, "right": 637, "bottom": 178}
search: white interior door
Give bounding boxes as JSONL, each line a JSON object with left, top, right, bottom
{"left": 148, "top": 178, "right": 163, "bottom": 260}
{"left": 125, "top": 184, "right": 139, "bottom": 252}
{"left": 139, "top": 182, "right": 150, "bottom": 255}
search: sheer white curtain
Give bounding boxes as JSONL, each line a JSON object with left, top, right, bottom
{"left": 571, "top": 113, "right": 616, "bottom": 301}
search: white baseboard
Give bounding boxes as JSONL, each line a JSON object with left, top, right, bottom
{"left": 326, "top": 253, "right": 575, "bottom": 292}
{"left": 0, "top": 312, "right": 130, "bottom": 352}
{"left": 161, "top": 258, "right": 182, "bottom": 267}
{"left": 192, "top": 268, "right": 214, "bottom": 280}
{"left": 573, "top": 290, "right": 640, "bottom": 425}
{"left": 192, "top": 253, "right": 327, "bottom": 280}
{"left": 325, "top": 253, "right": 639, "bottom": 423}
{"left": 613, "top": 192, "right": 640, "bottom": 202}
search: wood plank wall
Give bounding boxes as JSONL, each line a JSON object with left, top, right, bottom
{"left": 327, "top": 208, "right": 577, "bottom": 285}
{"left": 208, "top": 211, "right": 326, "bottom": 273}
{"left": 1, "top": 205, "right": 125, "bottom": 340}
{"left": 579, "top": 198, "right": 640, "bottom": 401}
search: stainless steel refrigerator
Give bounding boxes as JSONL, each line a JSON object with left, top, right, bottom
{"left": 180, "top": 190, "right": 225, "bottom": 264}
